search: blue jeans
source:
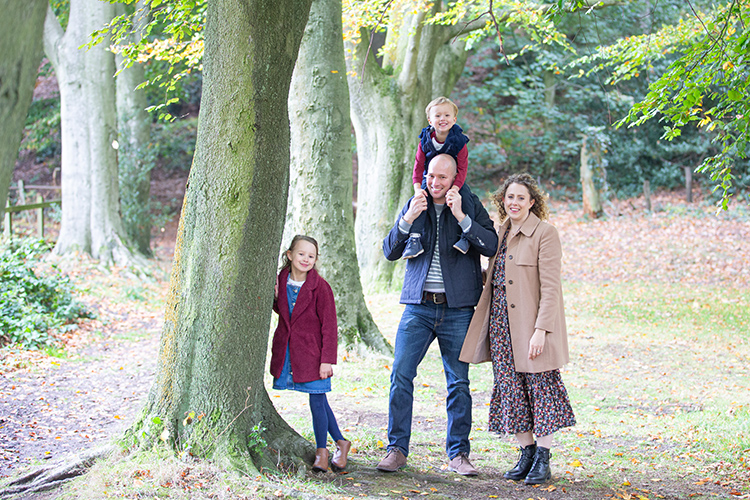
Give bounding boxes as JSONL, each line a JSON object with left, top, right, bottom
{"left": 387, "top": 302, "right": 474, "bottom": 459}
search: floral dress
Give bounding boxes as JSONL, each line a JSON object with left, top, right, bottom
{"left": 488, "top": 227, "right": 576, "bottom": 436}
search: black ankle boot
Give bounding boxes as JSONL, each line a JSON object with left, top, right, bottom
{"left": 503, "top": 443, "right": 536, "bottom": 480}
{"left": 524, "top": 446, "right": 551, "bottom": 484}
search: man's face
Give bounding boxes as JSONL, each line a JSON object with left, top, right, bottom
{"left": 426, "top": 157, "right": 456, "bottom": 203}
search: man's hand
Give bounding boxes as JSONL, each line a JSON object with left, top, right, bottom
{"left": 403, "top": 190, "right": 428, "bottom": 224}
{"left": 446, "top": 186, "right": 465, "bottom": 223}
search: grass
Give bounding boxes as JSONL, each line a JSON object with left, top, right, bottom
{"left": 18, "top": 280, "right": 748, "bottom": 499}
{"left": 7, "top": 198, "right": 750, "bottom": 499}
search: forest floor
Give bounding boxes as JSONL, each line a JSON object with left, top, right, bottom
{"left": 1, "top": 187, "right": 749, "bottom": 500}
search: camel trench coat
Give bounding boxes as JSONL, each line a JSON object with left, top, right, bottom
{"left": 459, "top": 212, "right": 569, "bottom": 373}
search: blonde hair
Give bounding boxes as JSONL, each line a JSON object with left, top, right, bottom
{"left": 280, "top": 234, "right": 319, "bottom": 271}
{"left": 492, "top": 173, "right": 550, "bottom": 222}
{"left": 425, "top": 96, "right": 458, "bottom": 119}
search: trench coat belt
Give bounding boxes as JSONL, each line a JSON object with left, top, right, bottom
{"left": 422, "top": 291, "right": 447, "bottom": 304}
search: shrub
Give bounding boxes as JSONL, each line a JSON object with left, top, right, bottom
{"left": 0, "top": 239, "right": 90, "bottom": 349}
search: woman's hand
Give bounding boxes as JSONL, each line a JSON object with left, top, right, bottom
{"left": 528, "top": 329, "right": 546, "bottom": 360}
{"left": 319, "top": 363, "right": 333, "bottom": 379}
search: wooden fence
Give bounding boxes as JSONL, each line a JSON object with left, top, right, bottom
{"left": 3, "top": 181, "right": 61, "bottom": 240}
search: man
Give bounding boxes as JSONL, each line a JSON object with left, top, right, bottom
{"left": 378, "top": 154, "right": 499, "bottom": 475}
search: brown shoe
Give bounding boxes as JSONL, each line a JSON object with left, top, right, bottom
{"left": 448, "top": 453, "right": 478, "bottom": 476}
{"left": 312, "top": 448, "right": 329, "bottom": 472}
{"left": 376, "top": 448, "right": 407, "bottom": 472}
{"left": 332, "top": 440, "right": 351, "bottom": 469}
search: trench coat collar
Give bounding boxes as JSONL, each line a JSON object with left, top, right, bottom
{"left": 500, "top": 211, "right": 541, "bottom": 238}
{"left": 278, "top": 267, "right": 321, "bottom": 325}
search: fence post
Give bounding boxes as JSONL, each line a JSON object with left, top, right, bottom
{"left": 3, "top": 200, "right": 11, "bottom": 240}
{"left": 36, "top": 194, "right": 44, "bottom": 238}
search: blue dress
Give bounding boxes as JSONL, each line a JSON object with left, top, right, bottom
{"left": 272, "top": 279, "right": 332, "bottom": 394}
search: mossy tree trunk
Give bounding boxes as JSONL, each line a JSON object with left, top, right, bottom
{"left": 116, "top": 2, "right": 153, "bottom": 256}
{"left": 129, "top": 0, "right": 314, "bottom": 473}
{"left": 44, "top": 0, "right": 142, "bottom": 266}
{"left": 286, "top": 0, "right": 391, "bottom": 353}
{"left": 0, "top": 0, "right": 47, "bottom": 221}
{"left": 345, "top": 6, "right": 471, "bottom": 291}
{"left": 581, "top": 134, "right": 604, "bottom": 218}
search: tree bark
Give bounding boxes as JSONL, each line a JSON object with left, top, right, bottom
{"left": 684, "top": 166, "right": 693, "bottom": 203}
{"left": 116, "top": 2, "right": 153, "bottom": 256}
{"left": 44, "top": 0, "right": 141, "bottom": 266}
{"left": 346, "top": 6, "right": 469, "bottom": 290}
{"left": 580, "top": 134, "right": 604, "bottom": 218}
{"left": 0, "top": 0, "right": 47, "bottom": 222}
{"left": 129, "top": 0, "right": 314, "bottom": 472}
{"left": 287, "top": 0, "right": 391, "bottom": 352}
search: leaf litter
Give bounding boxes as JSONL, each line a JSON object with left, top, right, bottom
{"left": 0, "top": 192, "right": 748, "bottom": 500}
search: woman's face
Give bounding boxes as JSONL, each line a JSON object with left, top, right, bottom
{"left": 504, "top": 182, "right": 534, "bottom": 224}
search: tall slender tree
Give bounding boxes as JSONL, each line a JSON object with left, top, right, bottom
{"left": 0, "top": 0, "right": 47, "bottom": 220}
{"left": 44, "top": 0, "right": 140, "bottom": 265}
{"left": 128, "top": 0, "right": 315, "bottom": 471}
{"left": 286, "top": 0, "right": 390, "bottom": 353}
{"left": 116, "top": 2, "right": 153, "bottom": 256}
{"left": 345, "top": 5, "right": 471, "bottom": 290}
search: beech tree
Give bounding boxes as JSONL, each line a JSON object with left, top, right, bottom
{"left": 116, "top": 2, "right": 153, "bottom": 255}
{"left": 44, "top": 0, "right": 141, "bottom": 265}
{"left": 344, "top": 3, "right": 472, "bottom": 290}
{"left": 0, "top": 0, "right": 47, "bottom": 220}
{"left": 286, "top": 0, "right": 390, "bottom": 352}
{"left": 127, "top": 0, "right": 316, "bottom": 471}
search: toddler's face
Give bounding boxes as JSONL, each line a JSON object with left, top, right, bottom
{"left": 428, "top": 103, "right": 457, "bottom": 135}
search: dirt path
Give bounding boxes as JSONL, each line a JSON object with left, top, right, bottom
{"left": 0, "top": 304, "right": 160, "bottom": 476}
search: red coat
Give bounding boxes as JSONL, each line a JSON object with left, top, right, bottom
{"left": 270, "top": 268, "right": 338, "bottom": 383}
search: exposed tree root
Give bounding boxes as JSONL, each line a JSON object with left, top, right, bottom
{"left": 0, "top": 445, "right": 114, "bottom": 498}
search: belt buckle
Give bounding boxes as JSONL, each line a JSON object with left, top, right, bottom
{"left": 435, "top": 293, "right": 446, "bottom": 304}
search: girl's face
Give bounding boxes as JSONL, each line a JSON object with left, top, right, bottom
{"left": 504, "top": 183, "right": 534, "bottom": 224}
{"left": 287, "top": 240, "right": 317, "bottom": 278}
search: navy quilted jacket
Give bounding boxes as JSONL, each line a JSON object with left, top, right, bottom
{"left": 382, "top": 187, "right": 498, "bottom": 308}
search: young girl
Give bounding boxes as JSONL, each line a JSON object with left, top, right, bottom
{"left": 270, "top": 235, "right": 351, "bottom": 472}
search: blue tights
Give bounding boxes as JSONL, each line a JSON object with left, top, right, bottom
{"left": 309, "top": 393, "right": 344, "bottom": 448}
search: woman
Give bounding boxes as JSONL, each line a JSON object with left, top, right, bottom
{"left": 460, "top": 173, "right": 575, "bottom": 484}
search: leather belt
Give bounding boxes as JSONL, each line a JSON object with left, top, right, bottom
{"left": 422, "top": 291, "right": 447, "bottom": 304}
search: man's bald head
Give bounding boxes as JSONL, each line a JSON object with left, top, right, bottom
{"left": 429, "top": 154, "right": 457, "bottom": 177}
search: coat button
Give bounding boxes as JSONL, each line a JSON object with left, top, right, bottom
{"left": 508, "top": 255, "right": 513, "bottom": 260}
{"left": 508, "top": 280, "right": 513, "bottom": 285}
{"left": 510, "top": 304, "right": 515, "bottom": 308}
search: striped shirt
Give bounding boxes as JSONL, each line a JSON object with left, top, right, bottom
{"left": 423, "top": 204, "right": 446, "bottom": 293}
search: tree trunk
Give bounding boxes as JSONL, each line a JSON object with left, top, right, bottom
{"left": 643, "top": 179, "right": 652, "bottom": 211}
{"left": 0, "top": 0, "right": 47, "bottom": 221}
{"left": 116, "top": 2, "right": 153, "bottom": 256}
{"left": 580, "top": 135, "right": 603, "bottom": 218}
{"left": 44, "top": 0, "right": 141, "bottom": 266}
{"left": 684, "top": 166, "right": 693, "bottom": 203}
{"left": 287, "top": 0, "right": 391, "bottom": 352}
{"left": 346, "top": 6, "right": 469, "bottom": 290}
{"left": 128, "top": 0, "right": 314, "bottom": 473}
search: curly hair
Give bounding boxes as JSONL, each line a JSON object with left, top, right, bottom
{"left": 280, "top": 234, "right": 319, "bottom": 271}
{"left": 492, "top": 173, "right": 550, "bottom": 222}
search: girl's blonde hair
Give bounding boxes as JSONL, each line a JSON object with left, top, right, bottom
{"left": 280, "top": 234, "right": 319, "bottom": 271}
{"left": 492, "top": 173, "right": 550, "bottom": 222}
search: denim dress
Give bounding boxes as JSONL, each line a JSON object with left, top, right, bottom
{"left": 272, "top": 278, "right": 331, "bottom": 394}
